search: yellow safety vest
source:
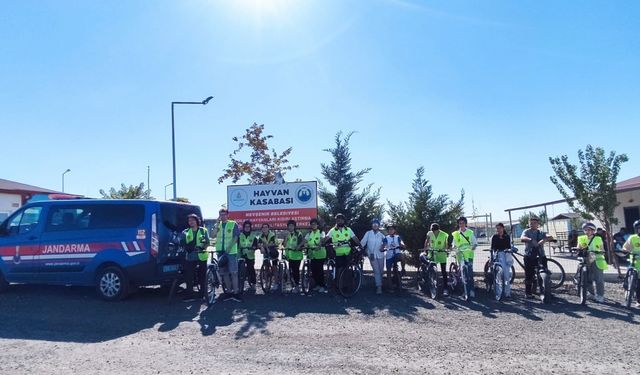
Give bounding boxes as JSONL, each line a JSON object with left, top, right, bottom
{"left": 184, "top": 227, "right": 209, "bottom": 262}
{"left": 627, "top": 234, "right": 640, "bottom": 270}
{"left": 452, "top": 229, "right": 474, "bottom": 260}
{"left": 216, "top": 220, "right": 238, "bottom": 255}
{"left": 239, "top": 232, "right": 255, "bottom": 260}
{"left": 285, "top": 231, "right": 303, "bottom": 261}
{"left": 332, "top": 227, "right": 353, "bottom": 256}
{"left": 428, "top": 230, "right": 449, "bottom": 264}
{"left": 306, "top": 230, "right": 326, "bottom": 260}
{"left": 578, "top": 234, "right": 607, "bottom": 270}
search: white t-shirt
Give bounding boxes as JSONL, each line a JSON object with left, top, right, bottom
{"left": 384, "top": 235, "right": 403, "bottom": 260}
{"left": 361, "top": 230, "right": 386, "bottom": 259}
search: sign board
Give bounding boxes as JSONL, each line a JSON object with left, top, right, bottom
{"left": 227, "top": 181, "right": 318, "bottom": 229}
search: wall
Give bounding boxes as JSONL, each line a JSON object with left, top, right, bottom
{"left": 613, "top": 189, "right": 640, "bottom": 231}
{"left": 0, "top": 192, "right": 22, "bottom": 221}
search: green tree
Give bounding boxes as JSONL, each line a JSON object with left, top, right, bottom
{"left": 218, "top": 123, "right": 299, "bottom": 184}
{"left": 518, "top": 210, "right": 548, "bottom": 230}
{"left": 388, "top": 167, "right": 465, "bottom": 265}
{"left": 99, "top": 183, "right": 151, "bottom": 199}
{"left": 549, "top": 145, "right": 629, "bottom": 270}
{"left": 318, "top": 132, "right": 383, "bottom": 236}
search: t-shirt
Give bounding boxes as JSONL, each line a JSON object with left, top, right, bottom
{"left": 361, "top": 230, "right": 386, "bottom": 259}
{"left": 491, "top": 233, "right": 511, "bottom": 251}
{"left": 521, "top": 228, "right": 547, "bottom": 257}
{"left": 383, "top": 235, "right": 403, "bottom": 260}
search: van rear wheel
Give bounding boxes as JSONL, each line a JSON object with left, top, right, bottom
{"left": 96, "top": 266, "right": 129, "bottom": 301}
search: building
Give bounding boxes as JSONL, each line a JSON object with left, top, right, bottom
{"left": 0, "top": 178, "right": 65, "bottom": 221}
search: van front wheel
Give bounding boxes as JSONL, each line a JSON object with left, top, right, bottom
{"left": 96, "top": 266, "right": 129, "bottom": 301}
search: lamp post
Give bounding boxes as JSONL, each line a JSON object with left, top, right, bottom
{"left": 171, "top": 96, "right": 213, "bottom": 200}
{"left": 164, "top": 183, "right": 174, "bottom": 201}
{"left": 62, "top": 169, "right": 71, "bottom": 193}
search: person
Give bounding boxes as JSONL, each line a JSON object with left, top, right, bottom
{"left": 304, "top": 218, "right": 328, "bottom": 293}
{"left": 520, "top": 216, "right": 553, "bottom": 299}
{"left": 215, "top": 208, "right": 241, "bottom": 302}
{"left": 361, "top": 219, "right": 386, "bottom": 294}
{"left": 181, "top": 214, "right": 209, "bottom": 302}
{"left": 284, "top": 219, "right": 304, "bottom": 293}
{"left": 579, "top": 222, "right": 607, "bottom": 303}
{"left": 383, "top": 224, "right": 406, "bottom": 290}
{"left": 323, "top": 224, "right": 335, "bottom": 260}
{"left": 596, "top": 227, "right": 610, "bottom": 262}
{"left": 614, "top": 227, "right": 628, "bottom": 251}
{"left": 622, "top": 220, "right": 640, "bottom": 307}
{"left": 490, "top": 223, "right": 513, "bottom": 298}
{"left": 324, "top": 213, "right": 361, "bottom": 276}
{"left": 424, "top": 223, "right": 450, "bottom": 296}
{"left": 257, "top": 223, "right": 279, "bottom": 290}
{"left": 568, "top": 229, "right": 579, "bottom": 250}
{"left": 451, "top": 216, "right": 477, "bottom": 297}
{"left": 239, "top": 220, "right": 258, "bottom": 290}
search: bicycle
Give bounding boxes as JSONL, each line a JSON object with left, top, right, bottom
{"left": 497, "top": 250, "right": 566, "bottom": 290}
{"left": 300, "top": 247, "right": 315, "bottom": 295}
{"left": 385, "top": 245, "right": 404, "bottom": 291}
{"left": 417, "top": 249, "right": 447, "bottom": 299}
{"left": 448, "top": 250, "right": 473, "bottom": 301}
{"left": 259, "top": 247, "right": 289, "bottom": 294}
{"left": 325, "top": 257, "right": 337, "bottom": 291}
{"left": 622, "top": 252, "right": 639, "bottom": 308}
{"left": 205, "top": 255, "right": 222, "bottom": 306}
{"left": 483, "top": 248, "right": 513, "bottom": 302}
{"left": 572, "top": 248, "right": 605, "bottom": 305}
{"left": 239, "top": 246, "right": 257, "bottom": 291}
{"left": 333, "top": 240, "right": 363, "bottom": 298}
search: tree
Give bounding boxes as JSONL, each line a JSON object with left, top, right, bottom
{"left": 218, "top": 123, "right": 299, "bottom": 184}
{"left": 549, "top": 145, "right": 629, "bottom": 271}
{"left": 518, "top": 210, "right": 548, "bottom": 230}
{"left": 388, "top": 167, "right": 465, "bottom": 265}
{"left": 318, "top": 132, "right": 383, "bottom": 236}
{"left": 99, "top": 183, "right": 151, "bottom": 199}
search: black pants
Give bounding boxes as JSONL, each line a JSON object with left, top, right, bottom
{"left": 311, "top": 259, "right": 326, "bottom": 287}
{"left": 246, "top": 259, "right": 256, "bottom": 285}
{"left": 524, "top": 255, "right": 547, "bottom": 295}
{"left": 183, "top": 259, "right": 206, "bottom": 297}
{"left": 289, "top": 259, "right": 301, "bottom": 286}
{"left": 440, "top": 263, "right": 448, "bottom": 287}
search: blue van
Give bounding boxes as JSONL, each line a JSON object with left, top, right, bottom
{"left": 0, "top": 199, "right": 202, "bottom": 300}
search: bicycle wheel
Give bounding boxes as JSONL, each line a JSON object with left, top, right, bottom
{"left": 484, "top": 260, "right": 493, "bottom": 293}
{"left": 338, "top": 264, "right": 361, "bottom": 298}
{"left": 237, "top": 259, "right": 246, "bottom": 295}
{"left": 277, "top": 263, "right": 286, "bottom": 294}
{"left": 427, "top": 264, "right": 438, "bottom": 299}
{"left": 509, "top": 265, "right": 516, "bottom": 284}
{"left": 206, "top": 266, "right": 218, "bottom": 306}
{"left": 325, "top": 260, "right": 336, "bottom": 291}
{"left": 301, "top": 262, "right": 312, "bottom": 295}
{"left": 417, "top": 266, "right": 428, "bottom": 292}
{"left": 449, "top": 263, "right": 460, "bottom": 293}
{"left": 461, "top": 264, "right": 469, "bottom": 301}
{"left": 545, "top": 258, "right": 566, "bottom": 289}
{"left": 624, "top": 270, "right": 636, "bottom": 309}
{"left": 259, "top": 263, "right": 273, "bottom": 294}
{"left": 579, "top": 266, "right": 588, "bottom": 305}
{"left": 494, "top": 264, "right": 504, "bottom": 302}
{"left": 539, "top": 268, "right": 551, "bottom": 304}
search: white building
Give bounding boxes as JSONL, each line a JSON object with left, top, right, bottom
{"left": 0, "top": 178, "right": 61, "bottom": 221}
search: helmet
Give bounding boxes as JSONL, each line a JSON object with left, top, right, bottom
{"left": 335, "top": 213, "right": 345, "bottom": 220}
{"left": 430, "top": 223, "right": 440, "bottom": 231}
{"left": 217, "top": 253, "right": 229, "bottom": 268}
{"left": 457, "top": 216, "right": 468, "bottom": 224}
{"left": 582, "top": 222, "right": 596, "bottom": 231}
{"left": 633, "top": 220, "right": 640, "bottom": 232}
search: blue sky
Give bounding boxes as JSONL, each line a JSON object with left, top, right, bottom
{"left": 1, "top": 0, "right": 639, "bottom": 221}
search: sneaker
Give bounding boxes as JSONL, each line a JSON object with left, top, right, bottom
{"left": 595, "top": 295, "right": 604, "bottom": 303}
{"left": 376, "top": 286, "right": 382, "bottom": 295}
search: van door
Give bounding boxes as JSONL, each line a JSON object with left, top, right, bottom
{"left": 0, "top": 206, "right": 44, "bottom": 282}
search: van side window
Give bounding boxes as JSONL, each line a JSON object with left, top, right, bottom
{"left": 44, "top": 204, "right": 145, "bottom": 232}
{"left": 7, "top": 207, "right": 43, "bottom": 235}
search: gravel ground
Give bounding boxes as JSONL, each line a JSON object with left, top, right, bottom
{"left": 0, "top": 275, "right": 638, "bottom": 375}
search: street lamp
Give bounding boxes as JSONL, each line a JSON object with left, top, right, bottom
{"left": 164, "top": 183, "right": 174, "bottom": 201}
{"left": 171, "top": 96, "right": 214, "bottom": 200}
{"left": 62, "top": 169, "right": 71, "bottom": 193}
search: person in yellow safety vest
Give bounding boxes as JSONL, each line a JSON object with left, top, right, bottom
{"left": 181, "top": 214, "right": 210, "bottom": 302}
{"left": 215, "top": 208, "right": 241, "bottom": 303}
{"left": 304, "top": 218, "right": 328, "bottom": 293}
{"left": 423, "top": 223, "right": 450, "bottom": 296}
{"left": 323, "top": 213, "right": 361, "bottom": 275}
{"left": 622, "top": 220, "right": 640, "bottom": 308}
{"left": 578, "top": 222, "right": 607, "bottom": 303}
{"left": 451, "top": 216, "right": 477, "bottom": 298}
{"left": 239, "top": 220, "right": 258, "bottom": 290}
{"left": 284, "top": 219, "right": 305, "bottom": 293}
{"left": 257, "top": 223, "right": 280, "bottom": 291}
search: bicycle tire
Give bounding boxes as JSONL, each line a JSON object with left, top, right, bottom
{"left": 494, "top": 264, "right": 504, "bottom": 302}
{"left": 206, "top": 266, "right": 218, "bottom": 306}
{"left": 259, "top": 263, "right": 273, "bottom": 294}
{"left": 625, "top": 270, "right": 636, "bottom": 308}
{"left": 325, "top": 260, "right": 336, "bottom": 291}
{"left": 237, "top": 259, "right": 246, "bottom": 296}
{"left": 509, "top": 265, "right": 516, "bottom": 284}
{"left": 540, "top": 268, "right": 551, "bottom": 304}
{"left": 484, "top": 260, "right": 493, "bottom": 293}
{"left": 427, "top": 264, "right": 438, "bottom": 299}
{"left": 449, "top": 263, "right": 460, "bottom": 293}
{"left": 338, "top": 264, "right": 361, "bottom": 298}
{"left": 301, "top": 262, "right": 312, "bottom": 295}
{"left": 546, "top": 258, "right": 566, "bottom": 289}
{"left": 417, "top": 266, "right": 428, "bottom": 292}
{"left": 579, "top": 266, "right": 588, "bottom": 305}
{"left": 461, "top": 264, "right": 469, "bottom": 301}
{"left": 277, "top": 263, "right": 286, "bottom": 295}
